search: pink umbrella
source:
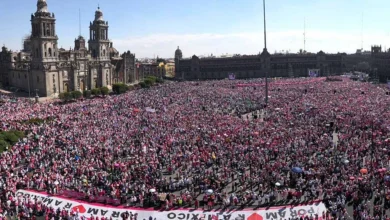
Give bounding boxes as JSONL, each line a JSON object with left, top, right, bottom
{"left": 349, "top": 176, "right": 355, "bottom": 180}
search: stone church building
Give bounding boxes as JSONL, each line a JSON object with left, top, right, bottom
{"left": 0, "top": 0, "right": 137, "bottom": 97}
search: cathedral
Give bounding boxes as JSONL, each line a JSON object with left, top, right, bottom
{"left": 0, "top": 0, "right": 137, "bottom": 97}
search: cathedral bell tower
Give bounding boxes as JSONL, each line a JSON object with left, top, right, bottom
{"left": 30, "top": 0, "right": 59, "bottom": 62}
{"left": 88, "top": 7, "right": 110, "bottom": 61}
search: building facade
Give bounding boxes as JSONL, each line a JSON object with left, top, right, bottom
{"left": 137, "top": 62, "right": 159, "bottom": 79}
{"left": 0, "top": 0, "right": 136, "bottom": 97}
{"left": 157, "top": 61, "right": 175, "bottom": 78}
{"left": 174, "top": 47, "right": 346, "bottom": 80}
{"left": 371, "top": 45, "right": 390, "bottom": 82}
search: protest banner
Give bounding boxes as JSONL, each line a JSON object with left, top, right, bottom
{"left": 16, "top": 190, "right": 327, "bottom": 220}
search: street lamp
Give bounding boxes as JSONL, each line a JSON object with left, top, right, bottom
{"left": 263, "top": 0, "right": 269, "bottom": 105}
{"left": 27, "top": 64, "right": 31, "bottom": 99}
{"left": 34, "top": 89, "right": 39, "bottom": 103}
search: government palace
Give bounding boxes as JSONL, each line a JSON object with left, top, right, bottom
{"left": 174, "top": 47, "right": 347, "bottom": 80}
{"left": 0, "top": 0, "right": 137, "bottom": 97}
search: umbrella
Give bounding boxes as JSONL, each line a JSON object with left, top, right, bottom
{"left": 149, "top": 189, "right": 156, "bottom": 193}
{"left": 385, "top": 176, "right": 390, "bottom": 182}
{"left": 275, "top": 182, "right": 281, "bottom": 187}
{"left": 349, "top": 176, "right": 355, "bottom": 180}
{"left": 292, "top": 167, "right": 303, "bottom": 173}
{"left": 54, "top": 181, "right": 59, "bottom": 185}
{"left": 206, "top": 189, "right": 213, "bottom": 195}
{"left": 343, "top": 159, "right": 349, "bottom": 164}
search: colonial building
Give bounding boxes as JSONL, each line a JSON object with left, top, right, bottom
{"left": 111, "top": 50, "right": 137, "bottom": 84}
{"left": 0, "top": 0, "right": 136, "bottom": 97}
{"left": 174, "top": 47, "right": 346, "bottom": 80}
{"left": 137, "top": 62, "right": 159, "bottom": 79}
{"left": 157, "top": 61, "right": 175, "bottom": 78}
{"left": 371, "top": 45, "right": 390, "bottom": 82}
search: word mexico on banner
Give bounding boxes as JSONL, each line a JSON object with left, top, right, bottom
{"left": 16, "top": 190, "right": 327, "bottom": 219}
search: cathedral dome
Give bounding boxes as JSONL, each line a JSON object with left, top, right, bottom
{"left": 37, "top": 0, "right": 48, "bottom": 13}
{"left": 94, "top": 7, "right": 104, "bottom": 21}
{"left": 175, "top": 46, "right": 182, "bottom": 59}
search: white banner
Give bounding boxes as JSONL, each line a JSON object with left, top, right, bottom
{"left": 16, "top": 190, "right": 327, "bottom": 220}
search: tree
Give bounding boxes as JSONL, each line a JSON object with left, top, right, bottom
{"left": 112, "top": 83, "right": 128, "bottom": 94}
{"left": 91, "top": 88, "right": 101, "bottom": 96}
{"left": 59, "top": 92, "right": 72, "bottom": 101}
{"left": 0, "top": 140, "right": 8, "bottom": 153}
{"left": 2, "top": 132, "right": 19, "bottom": 146}
{"left": 58, "top": 92, "right": 65, "bottom": 101}
{"left": 144, "top": 78, "right": 154, "bottom": 87}
{"left": 83, "top": 90, "right": 91, "bottom": 98}
{"left": 156, "top": 78, "right": 164, "bottom": 83}
{"left": 146, "top": 76, "right": 157, "bottom": 83}
{"left": 100, "top": 87, "right": 109, "bottom": 96}
{"left": 139, "top": 82, "right": 147, "bottom": 88}
{"left": 71, "top": 91, "right": 83, "bottom": 99}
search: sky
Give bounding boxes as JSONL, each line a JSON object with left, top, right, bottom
{"left": 0, "top": 0, "right": 390, "bottom": 58}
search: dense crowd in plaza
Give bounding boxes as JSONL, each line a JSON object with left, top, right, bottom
{"left": 0, "top": 77, "right": 390, "bottom": 219}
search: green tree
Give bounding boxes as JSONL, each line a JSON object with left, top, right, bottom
{"left": 71, "top": 91, "right": 83, "bottom": 99}
{"left": 91, "top": 88, "right": 101, "bottom": 96}
{"left": 63, "top": 92, "right": 72, "bottom": 101}
{"left": 146, "top": 76, "right": 157, "bottom": 83}
{"left": 2, "top": 132, "right": 19, "bottom": 145}
{"left": 59, "top": 92, "right": 72, "bottom": 101}
{"left": 0, "top": 140, "right": 8, "bottom": 153}
{"left": 58, "top": 92, "right": 65, "bottom": 101}
{"left": 144, "top": 78, "right": 154, "bottom": 87}
{"left": 100, "top": 87, "right": 109, "bottom": 96}
{"left": 112, "top": 83, "right": 128, "bottom": 94}
{"left": 139, "top": 82, "right": 147, "bottom": 88}
{"left": 156, "top": 78, "right": 164, "bottom": 83}
{"left": 83, "top": 90, "right": 92, "bottom": 98}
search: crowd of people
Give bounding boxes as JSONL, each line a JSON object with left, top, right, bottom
{"left": 0, "top": 77, "right": 390, "bottom": 219}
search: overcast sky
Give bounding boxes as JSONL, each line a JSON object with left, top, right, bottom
{"left": 0, "top": 0, "right": 389, "bottom": 58}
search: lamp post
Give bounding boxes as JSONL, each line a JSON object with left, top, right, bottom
{"left": 263, "top": 0, "right": 269, "bottom": 105}
{"left": 34, "top": 89, "right": 39, "bottom": 103}
{"left": 27, "top": 64, "right": 31, "bottom": 99}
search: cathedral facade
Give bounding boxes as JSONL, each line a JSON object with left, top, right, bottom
{"left": 0, "top": 0, "right": 137, "bottom": 97}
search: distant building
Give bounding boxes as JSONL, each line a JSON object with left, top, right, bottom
{"left": 165, "top": 62, "right": 175, "bottom": 77}
{"left": 175, "top": 47, "right": 346, "bottom": 80}
{"left": 111, "top": 50, "right": 137, "bottom": 84}
{"left": 0, "top": 0, "right": 136, "bottom": 96}
{"left": 157, "top": 61, "right": 175, "bottom": 78}
{"left": 371, "top": 45, "right": 390, "bottom": 82}
{"left": 344, "top": 51, "right": 371, "bottom": 71}
{"left": 137, "top": 62, "right": 159, "bottom": 79}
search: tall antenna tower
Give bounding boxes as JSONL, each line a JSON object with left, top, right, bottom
{"left": 361, "top": 12, "right": 364, "bottom": 50}
{"left": 79, "top": 9, "right": 82, "bottom": 37}
{"left": 303, "top": 17, "right": 306, "bottom": 53}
